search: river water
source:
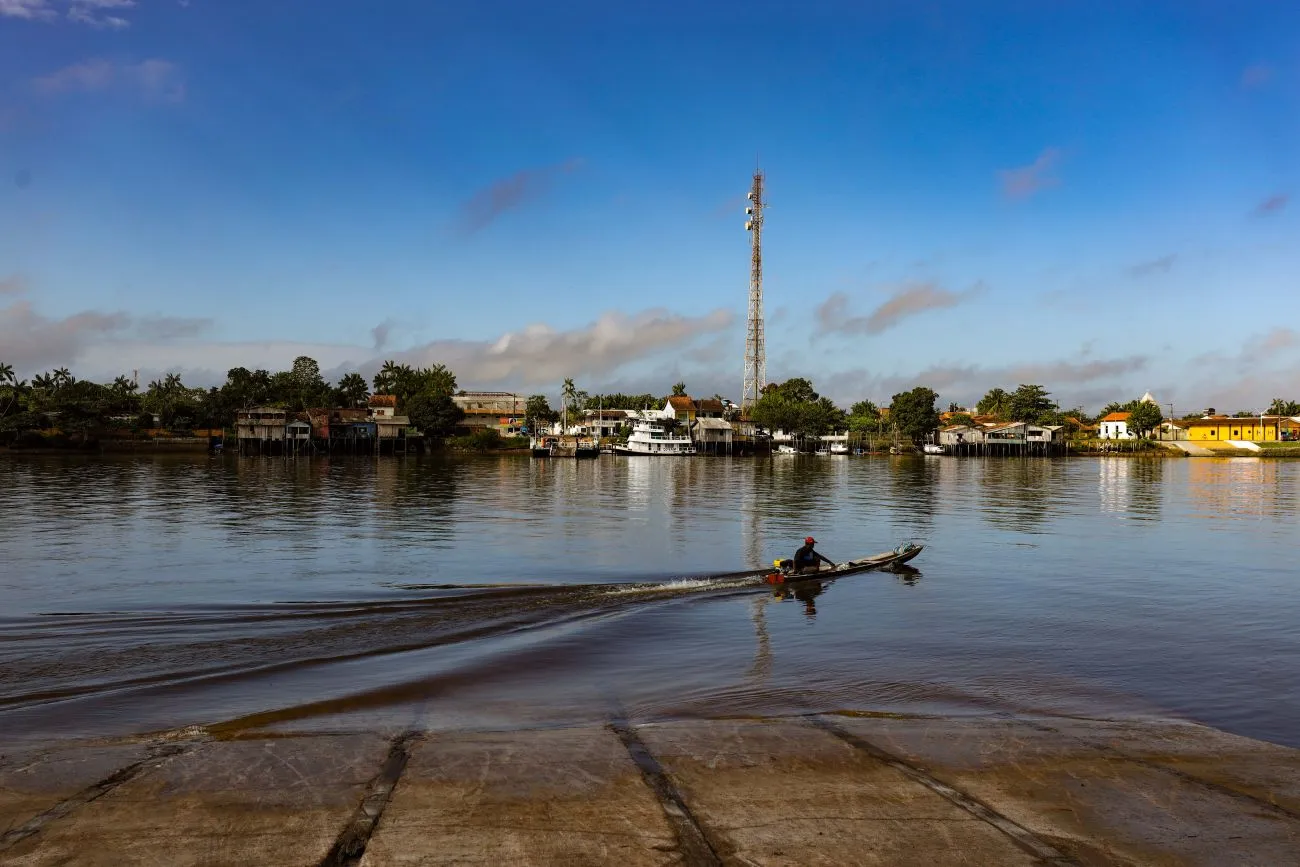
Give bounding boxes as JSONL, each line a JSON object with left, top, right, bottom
{"left": 1, "top": 453, "right": 1297, "bottom": 747}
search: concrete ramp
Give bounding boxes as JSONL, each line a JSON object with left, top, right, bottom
{"left": 1228, "top": 440, "right": 1262, "bottom": 451}
{"left": 1166, "top": 441, "right": 1215, "bottom": 456}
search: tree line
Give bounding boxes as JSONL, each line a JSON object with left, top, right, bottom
{"left": 5, "top": 357, "right": 1297, "bottom": 448}
{"left": 0, "top": 357, "right": 466, "bottom": 445}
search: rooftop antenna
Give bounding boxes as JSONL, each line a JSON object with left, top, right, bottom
{"left": 741, "top": 169, "right": 766, "bottom": 412}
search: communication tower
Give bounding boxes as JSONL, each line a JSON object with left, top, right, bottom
{"left": 741, "top": 171, "right": 766, "bottom": 411}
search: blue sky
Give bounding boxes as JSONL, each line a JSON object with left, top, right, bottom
{"left": 1, "top": 0, "right": 1296, "bottom": 413}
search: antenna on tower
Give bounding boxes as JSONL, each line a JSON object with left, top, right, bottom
{"left": 741, "top": 170, "right": 766, "bottom": 413}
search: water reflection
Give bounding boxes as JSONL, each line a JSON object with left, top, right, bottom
{"left": 887, "top": 456, "right": 939, "bottom": 528}
{"left": 771, "top": 578, "right": 826, "bottom": 618}
{"left": 977, "top": 458, "right": 1062, "bottom": 533}
{"left": 3, "top": 453, "right": 1300, "bottom": 749}
{"left": 1099, "top": 458, "right": 1163, "bottom": 520}
{"left": 1186, "top": 458, "right": 1295, "bottom": 521}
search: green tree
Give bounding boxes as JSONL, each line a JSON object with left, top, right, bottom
{"left": 289, "top": 355, "right": 329, "bottom": 410}
{"left": 976, "top": 387, "right": 1010, "bottom": 418}
{"left": 775, "top": 377, "right": 819, "bottom": 404}
{"left": 1127, "top": 401, "right": 1163, "bottom": 437}
{"left": 372, "top": 360, "right": 406, "bottom": 396}
{"left": 406, "top": 391, "right": 464, "bottom": 441}
{"left": 889, "top": 387, "right": 941, "bottom": 445}
{"left": 946, "top": 413, "right": 975, "bottom": 428}
{"left": 1008, "top": 384, "right": 1058, "bottom": 423}
{"left": 335, "top": 373, "right": 370, "bottom": 407}
{"left": 524, "top": 394, "right": 559, "bottom": 432}
{"left": 847, "top": 399, "right": 882, "bottom": 434}
{"left": 560, "top": 378, "right": 579, "bottom": 429}
{"left": 0, "top": 362, "right": 22, "bottom": 421}
{"left": 371, "top": 361, "right": 456, "bottom": 409}
{"left": 51, "top": 379, "right": 113, "bottom": 443}
{"left": 671, "top": 381, "right": 687, "bottom": 396}
{"left": 1267, "top": 398, "right": 1300, "bottom": 416}
{"left": 749, "top": 378, "right": 841, "bottom": 437}
{"left": 142, "top": 373, "right": 196, "bottom": 428}
{"left": 581, "top": 392, "right": 656, "bottom": 411}
{"left": 812, "top": 396, "right": 847, "bottom": 434}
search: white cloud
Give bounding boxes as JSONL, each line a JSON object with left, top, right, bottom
{"left": 0, "top": 300, "right": 215, "bottom": 375}
{"left": 0, "top": 274, "right": 28, "bottom": 295}
{"left": 999, "top": 148, "right": 1061, "bottom": 200}
{"left": 816, "top": 283, "right": 984, "bottom": 336}
{"left": 456, "top": 159, "right": 584, "bottom": 235}
{"left": 4, "top": 301, "right": 736, "bottom": 394}
{"left": 0, "top": 0, "right": 136, "bottom": 26}
{"left": 32, "top": 58, "right": 184, "bottom": 102}
{"left": 0, "top": 0, "right": 55, "bottom": 20}
{"left": 383, "top": 308, "right": 734, "bottom": 388}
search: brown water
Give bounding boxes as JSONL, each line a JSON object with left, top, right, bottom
{"left": 1, "top": 453, "right": 1297, "bottom": 746}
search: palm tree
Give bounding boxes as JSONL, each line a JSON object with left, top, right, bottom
{"left": 977, "top": 387, "right": 1010, "bottom": 419}
{"left": 0, "top": 364, "right": 20, "bottom": 420}
{"left": 336, "top": 373, "right": 369, "bottom": 407}
{"left": 53, "top": 367, "right": 73, "bottom": 388}
{"left": 561, "top": 378, "right": 577, "bottom": 432}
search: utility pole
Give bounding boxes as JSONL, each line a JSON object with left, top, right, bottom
{"left": 741, "top": 170, "right": 766, "bottom": 412}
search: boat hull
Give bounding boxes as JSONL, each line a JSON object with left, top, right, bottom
{"left": 705, "top": 545, "right": 924, "bottom": 585}
{"left": 613, "top": 447, "right": 696, "bottom": 456}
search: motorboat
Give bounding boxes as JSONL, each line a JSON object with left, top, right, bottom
{"left": 613, "top": 418, "right": 696, "bottom": 455}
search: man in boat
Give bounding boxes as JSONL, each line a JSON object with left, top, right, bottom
{"left": 792, "top": 537, "right": 835, "bottom": 574}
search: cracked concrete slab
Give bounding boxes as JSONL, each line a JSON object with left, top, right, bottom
{"left": 5, "top": 717, "right": 1300, "bottom": 865}
{"left": 360, "top": 726, "right": 680, "bottom": 866}
{"left": 635, "top": 719, "right": 1042, "bottom": 866}
{"left": 1, "top": 743, "right": 154, "bottom": 838}
{"left": 2, "top": 734, "right": 389, "bottom": 866}
{"left": 832, "top": 716, "right": 1300, "bottom": 866}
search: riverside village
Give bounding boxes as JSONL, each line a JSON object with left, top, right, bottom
{"left": 4, "top": 172, "right": 1300, "bottom": 460}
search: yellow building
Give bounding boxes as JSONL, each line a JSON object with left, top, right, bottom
{"left": 1184, "top": 416, "right": 1297, "bottom": 442}
{"left": 664, "top": 395, "right": 697, "bottom": 423}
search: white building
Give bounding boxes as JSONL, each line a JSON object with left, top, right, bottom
{"left": 1099, "top": 412, "right": 1132, "bottom": 439}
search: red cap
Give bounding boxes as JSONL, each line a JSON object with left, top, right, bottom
{"left": 805, "top": 536, "right": 815, "bottom": 544}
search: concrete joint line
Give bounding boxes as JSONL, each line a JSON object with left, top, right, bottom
{"left": 319, "top": 730, "right": 421, "bottom": 867}
{"left": 809, "top": 716, "right": 1079, "bottom": 866}
{"left": 609, "top": 721, "right": 724, "bottom": 867}
{"left": 0, "top": 742, "right": 190, "bottom": 852}
{"left": 1018, "top": 718, "right": 1300, "bottom": 823}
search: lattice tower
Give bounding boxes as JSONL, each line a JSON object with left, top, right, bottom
{"left": 741, "top": 171, "right": 766, "bottom": 411}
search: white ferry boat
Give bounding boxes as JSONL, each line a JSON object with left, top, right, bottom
{"left": 613, "top": 417, "right": 696, "bottom": 456}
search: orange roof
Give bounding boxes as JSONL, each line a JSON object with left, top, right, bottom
{"left": 1100, "top": 411, "right": 1131, "bottom": 422}
{"left": 694, "top": 398, "right": 726, "bottom": 413}
{"left": 369, "top": 394, "right": 397, "bottom": 408}
{"left": 666, "top": 395, "right": 695, "bottom": 410}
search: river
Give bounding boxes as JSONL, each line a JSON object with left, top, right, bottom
{"left": 1, "top": 453, "right": 1297, "bottom": 747}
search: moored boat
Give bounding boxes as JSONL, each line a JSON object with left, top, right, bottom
{"left": 613, "top": 417, "right": 696, "bottom": 455}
